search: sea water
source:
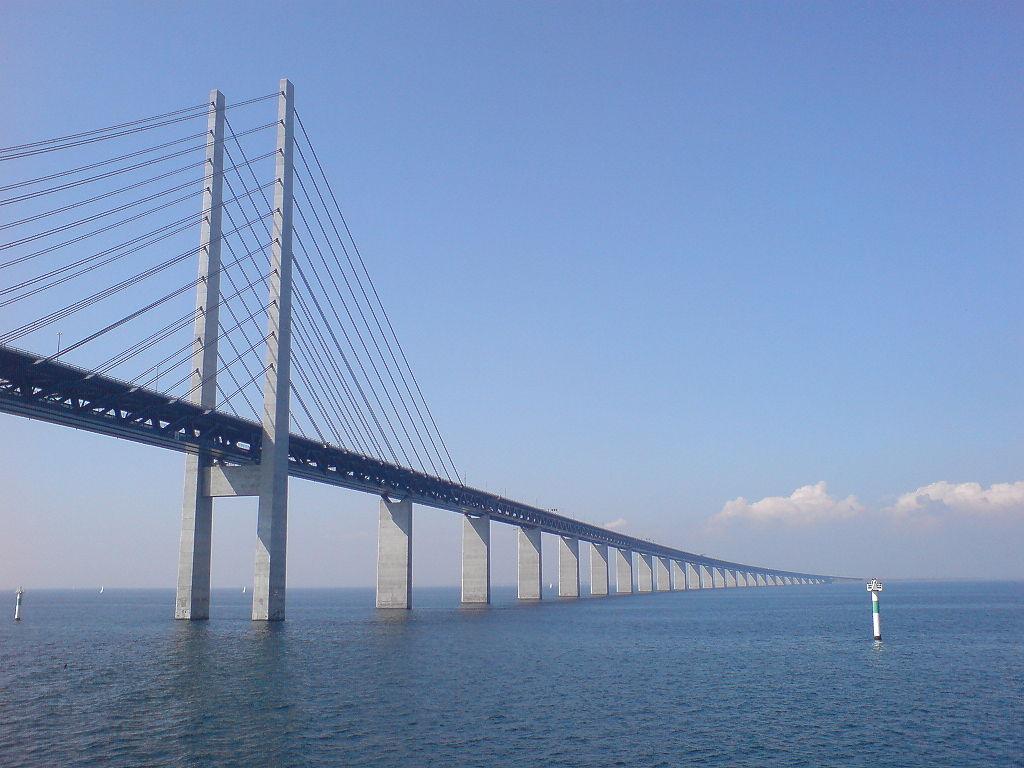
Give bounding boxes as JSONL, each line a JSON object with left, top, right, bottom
{"left": 1, "top": 581, "right": 1021, "bottom": 767}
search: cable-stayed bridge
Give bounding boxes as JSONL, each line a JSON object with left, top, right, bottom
{"left": 0, "top": 79, "right": 842, "bottom": 620}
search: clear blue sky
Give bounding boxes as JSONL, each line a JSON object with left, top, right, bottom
{"left": 1, "top": 1, "right": 1021, "bottom": 588}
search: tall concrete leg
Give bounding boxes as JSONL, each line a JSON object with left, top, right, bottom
{"left": 558, "top": 537, "right": 580, "bottom": 597}
{"left": 637, "top": 554, "right": 654, "bottom": 593}
{"left": 671, "top": 560, "right": 685, "bottom": 591}
{"left": 655, "top": 557, "right": 670, "bottom": 591}
{"left": 712, "top": 567, "right": 724, "bottom": 589}
{"left": 615, "top": 549, "right": 633, "bottom": 594}
{"left": 590, "top": 543, "right": 609, "bottom": 596}
{"left": 175, "top": 89, "right": 225, "bottom": 621}
{"left": 461, "top": 515, "right": 490, "bottom": 604}
{"left": 252, "top": 79, "right": 295, "bottom": 622}
{"left": 176, "top": 463, "right": 213, "bottom": 620}
{"left": 376, "top": 497, "right": 412, "bottom": 609}
{"left": 726, "top": 569, "right": 737, "bottom": 588}
{"left": 517, "top": 526, "right": 542, "bottom": 600}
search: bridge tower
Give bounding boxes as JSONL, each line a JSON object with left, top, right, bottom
{"left": 251, "top": 78, "right": 295, "bottom": 621}
{"left": 174, "top": 80, "right": 295, "bottom": 621}
{"left": 175, "top": 89, "right": 226, "bottom": 621}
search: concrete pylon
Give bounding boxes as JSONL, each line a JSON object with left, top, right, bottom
{"left": 175, "top": 89, "right": 225, "bottom": 621}
{"left": 558, "top": 536, "right": 580, "bottom": 597}
{"left": 461, "top": 514, "right": 490, "bottom": 604}
{"left": 655, "top": 557, "right": 670, "bottom": 591}
{"left": 686, "top": 562, "right": 700, "bottom": 589}
{"left": 517, "top": 527, "right": 542, "bottom": 600}
{"left": 590, "top": 543, "right": 609, "bottom": 596}
{"left": 714, "top": 567, "right": 725, "bottom": 589}
{"left": 615, "top": 548, "right": 633, "bottom": 594}
{"left": 637, "top": 554, "right": 654, "bottom": 593}
{"left": 252, "top": 79, "right": 294, "bottom": 622}
{"left": 376, "top": 496, "right": 412, "bottom": 609}
{"left": 670, "top": 560, "right": 685, "bottom": 591}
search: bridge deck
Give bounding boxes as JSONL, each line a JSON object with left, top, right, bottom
{"left": 0, "top": 343, "right": 835, "bottom": 581}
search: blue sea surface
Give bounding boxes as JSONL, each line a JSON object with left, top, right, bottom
{"left": 1, "top": 581, "right": 1021, "bottom": 767}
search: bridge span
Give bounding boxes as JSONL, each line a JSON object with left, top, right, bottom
{"left": 0, "top": 79, "right": 845, "bottom": 619}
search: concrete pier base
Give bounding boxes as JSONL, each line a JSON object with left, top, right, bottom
{"left": 637, "top": 554, "right": 654, "bottom": 593}
{"left": 590, "top": 544, "right": 609, "bottom": 596}
{"left": 376, "top": 497, "right": 412, "bottom": 609}
{"left": 558, "top": 536, "right": 580, "bottom": 597}
{"left": 670, "top": 560, "right": 685, "bottom": 591}
{"left": 655, "top": 557, "right": 670, "bottom": 591}
{"left": 175, "top": 455, "right": 213, "bottom": 620}
{"left": 615, "top": 549, "right": 633, "bottom": 594}
{"left": 517, "top": 527, "right": 542, "bottom": 600}
{"left": 461, "top": 515, "right": 490, "bottom": 604}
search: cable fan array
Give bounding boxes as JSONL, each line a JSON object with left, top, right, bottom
{"left": 0, "top": 90, "right": 459, "bottom": 483}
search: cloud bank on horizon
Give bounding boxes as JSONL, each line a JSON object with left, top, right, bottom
{"left": 712, "top": 480, "right": 1024, "bottom": 525}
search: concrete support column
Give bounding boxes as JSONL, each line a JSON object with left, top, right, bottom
{"left": 590, "top": 543, "right": 609, "bottom": 596}
{"left": 558, "top": 536, "right": 580, "bottom": 598}
{"left": 637, "top": 554, "right": 654, "bottom": 593}
{"left": 726, "top": 569, "right": 737, "bottom": 588}
{"left": 655, "top": 557, "right": 670, "bottom": 591}
{"left": 517, "top": 527, "right": 542, "bottom": 600}
{"left": 252, "top": 79, "right": 294, "bottom": 622}
{"left": 713, "top": 567, "right": 725, "bottom": 588}
{"left": 615, "top": 549, "right": 633, "bottom": 594}
{"left": 376, "top": 497, "right": 412, "bottom": 609}
{"left": 175, "top": 89, "right": 225, "bottom": 622}
{"left": 461, "top": 515, "right": 490, "bottom": 604}
{"left": 698, "top": 564, "right": 711, "bottom": 589}
{"left": 687, "top": 562, "right": 700, "bottom": 589}
{"left": 671, "top": 560, "right": 685, "bottom": 591}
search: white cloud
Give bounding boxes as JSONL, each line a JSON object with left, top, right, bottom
{"left": 602, "top": 517, "right": 628, "bottom": 531}
{"left": 888, "top": 481, "right": 1024, "bottom": 518}
{"left": 712, "top": 481, "right": 863, "bottom": 526}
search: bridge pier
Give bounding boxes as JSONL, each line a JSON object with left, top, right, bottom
{"left": 655, "top": 557, "right": 670, "bottom": 591}
{"left": 558, "top": 536, "right": 580, "bottom": 597}
{"left": 687, "top": 562, "right": 700, "bottom": 589}
{"left": 517, "top": 526, "right": 542, "bottom": 600}
{"left": 670, "top": 560, "right": 685, "bottom": 590}
{"left": 615, "top": 548, "right": 633, "bottom": 594}
{"left": 637, "top": 554, "right": 654, "bottom": 593}
{"left": 461, "top": 514, "right": 490, "bottom": 604}
{"left": 590, "top": 543, "right": 609, "bottom": 596}
{"left": 713, "top": 567, "right": 726, "bottom": 589}
{"left": 175, "top": 89, "right": 225, "bottom": 622}
{"left": 376, "top": 497, "right": 412, "bottom": 609}
{"left": 726, "top": 569, "right": 737, "bottom": 588}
